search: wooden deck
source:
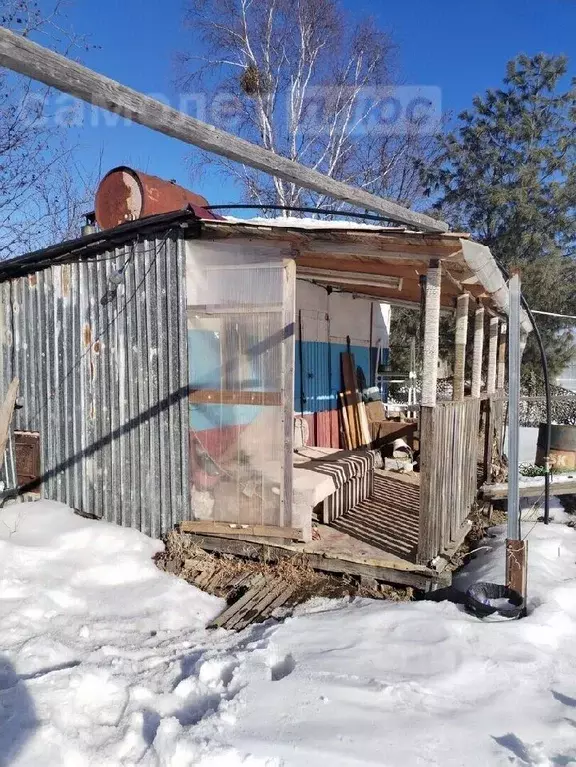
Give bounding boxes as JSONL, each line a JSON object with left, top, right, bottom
{"left": 179, "top": 467, "right": 444, "bottom": 591}
{"left": 330, "top": 470, "right": 420, "bottom": 563}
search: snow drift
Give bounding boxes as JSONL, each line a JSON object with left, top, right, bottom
{"left": 1, "top": 500, "right": 576, "bottom": 766}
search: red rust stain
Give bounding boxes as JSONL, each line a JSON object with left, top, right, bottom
{"left": 83, "top": 324, "right": 92, "bottom": 347}
{"left": 28, "top": 274, "right": 37, "bottom": 287}
{"left": 93, "top": 340, "right": 101, "bottom": 354}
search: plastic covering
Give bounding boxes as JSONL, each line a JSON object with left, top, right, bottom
{"left": 186, "top": 241, "right": 293, "bottom": 528}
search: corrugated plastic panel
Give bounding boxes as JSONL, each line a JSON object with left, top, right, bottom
{"left": 0, "top": 233, "right": 190, "bottom": 537}
{"left": 186, "top": 246, "right": 291, "bottom": 528}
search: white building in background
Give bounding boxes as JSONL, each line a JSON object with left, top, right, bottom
{"left": 555, "top": 328, "right": 576, "bottom": 392}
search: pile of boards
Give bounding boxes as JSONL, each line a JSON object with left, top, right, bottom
{"left": 339, "top": 351, "right": 385, "bottom": 450}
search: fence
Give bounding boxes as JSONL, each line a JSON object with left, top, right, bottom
{"left": 418, "top": 397, "right": 481, "bottom": 564}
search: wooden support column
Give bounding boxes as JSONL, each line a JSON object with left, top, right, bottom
{"left": 497, "top": 323, "right": 507, "bottom": 390}
{"left": 486, "top": 317, "right": 499, "bottom": 395}
{"left": 471, "top": 305, "right": 484, "bottom": 398}
{"left": 418, "top": 260, "right": 441, "bottom": 565}
{"left": 453, "top": 293, "right": 469, "bottom": 401}
{"left": 421, "top": 261, "right": 442, "bottom": 407}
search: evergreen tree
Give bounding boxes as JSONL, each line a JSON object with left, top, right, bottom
{"left": 423, "top": 53, "right": 576, "bottom": 382}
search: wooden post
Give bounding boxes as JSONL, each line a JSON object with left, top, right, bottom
{"left": 417, "top": 405, "right": 437, "bottom": 565}
{"left": 506, "top": 539, "right": 528, "bottom": 598}
{"left": 471, "top": 305, "right": 484, "bottom": 399}
{"left": 0, "top": 27, "right": 448, "bottom": 233}
{"left": 453, "top": 293, "right": 469, "bottom": 401}
{"left": 0, "top": 378, "right": 19, "bottom": 472}
{"left": 497, "top": 322, "right": 507, "bottom": 390}
{"left": 421, "top": 261, "right": 442, "bottom": 407}
{"left": 418, "top": 261, "right": 441, "bottom": 565}
{"left": 486, "top": 317, "right": 499, "bottom": 395}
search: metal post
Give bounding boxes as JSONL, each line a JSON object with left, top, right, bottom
{"left": 507, "top": 276, "right": 521, "bottom": 540}
{"left": 506, "top": 273, "right": 527, "bottom": 598}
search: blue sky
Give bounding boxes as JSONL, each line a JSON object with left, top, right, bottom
{"left": 58, "top": 0, "right": 576, "bottom": 206}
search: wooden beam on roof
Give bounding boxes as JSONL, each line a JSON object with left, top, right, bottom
{"left": 0, "top": 27, "right": 448, "bottom": 233}
{"left": 302, "top": 237, "right": 460, "bottom": 260}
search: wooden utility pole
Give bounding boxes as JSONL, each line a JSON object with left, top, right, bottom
{"left": 0, "top": 27, "right": 448, "bottom": 233}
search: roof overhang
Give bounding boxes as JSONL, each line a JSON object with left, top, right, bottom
{"left": 199, "top": 219, "right": 526, "bottom": 328}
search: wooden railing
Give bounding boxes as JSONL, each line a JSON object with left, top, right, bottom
{"left": 418, "top": 397, "right": 481, "bottom": 564}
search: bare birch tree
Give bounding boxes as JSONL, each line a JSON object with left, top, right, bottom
{"left": 178, "top": 0, "right": 437, "bottom": 213}
{"left": 0, "top": 1, "right": 91, "bottom": 256}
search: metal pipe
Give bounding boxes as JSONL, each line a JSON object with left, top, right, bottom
{"left": 508, "top": 274, "right": 521, "bottom": 540}
{"left": 205, "top": 203, "right": 399, "bottom": 225}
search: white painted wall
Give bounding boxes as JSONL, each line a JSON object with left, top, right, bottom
{"left": 295, "top": 280, "right": 390, "bottom": 349}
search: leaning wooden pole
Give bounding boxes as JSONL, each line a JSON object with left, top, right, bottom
{"left": 453, "top": 293, "right": 469, "bottom": 401}
{"left": 0, "top": 27, "right": 448, "bottom": 233}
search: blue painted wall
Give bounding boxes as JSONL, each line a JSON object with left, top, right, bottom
{"left": 295, "top": 340, "right": 379, "bottom": 415}
{"left": 188, "top": 329, "right": 263, "bottom": 431}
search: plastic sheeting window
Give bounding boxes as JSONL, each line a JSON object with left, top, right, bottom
{"left": 186, "top": 242, "right": 294, "bottom": 529}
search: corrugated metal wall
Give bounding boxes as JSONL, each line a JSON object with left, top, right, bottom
{"left": 0, "top": 233, "right": 190, "bottom": 537}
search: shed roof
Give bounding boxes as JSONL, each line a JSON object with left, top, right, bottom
{"left": 0, "top": 209, "right": 529, "bottom": 332}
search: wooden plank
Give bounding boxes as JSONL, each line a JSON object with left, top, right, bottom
{"left": 0, "top": 378, "right": 19, "bottom": 473}
{"left": 186, "top": 532, "right": 438, "bottom": 580}
{"left": 341, "top": 352, "right": 363, "bottom": 448}
{"left": 188, "top": 389, "right": 281, "bottom": 406}
{"left": 209, "top": 574, "right": 267, "bottom": 628}
{"left": 417, "top": 406, "right": 437, "bottom": 564}
{"left": 357, "top": 401, "right": 372, "bottom": 447}
{"left": 339, "top": 393, "right": 353, "bottom": 450}
{"left": 0, "top": 28, "right": 448, "bottom": 233}
{"left": 180, "top": 520, "right": 305, "bottom": 541}
{"left": 229, "top": 579, "right": 290, "bottom": 630}
{"left": 482, "top": 479, "right": 576, "bottom": 500}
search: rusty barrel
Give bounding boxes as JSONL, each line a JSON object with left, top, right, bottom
{"left": 536, "top": 423, "right": 576, "bottom": 470}
{"left": 95, "top": 166, "right": 211, "bottom": 230}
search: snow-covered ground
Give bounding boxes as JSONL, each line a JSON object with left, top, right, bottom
{"left": 2, "top": 500, "right": 576, "bottom": 766}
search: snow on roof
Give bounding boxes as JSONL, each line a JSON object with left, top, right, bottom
{"left": 223, "top": 214, "right": 411, "bottom": 232}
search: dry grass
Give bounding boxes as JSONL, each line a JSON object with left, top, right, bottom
{"left": 155, "top": 530, "right": 412, "bottom": 606}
